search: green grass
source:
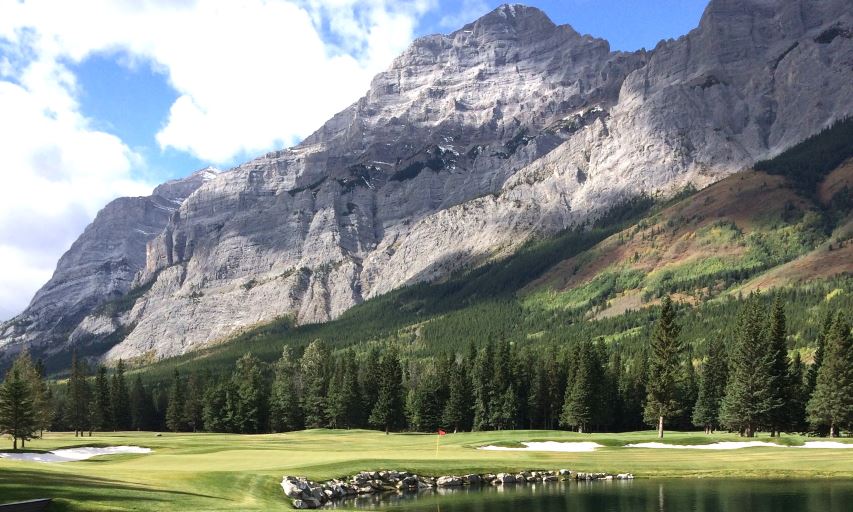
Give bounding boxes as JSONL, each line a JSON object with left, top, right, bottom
{"left": 2, "top": 430, "right": 852, "bottom": 511}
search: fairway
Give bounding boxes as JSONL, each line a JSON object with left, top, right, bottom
{"left": 1, "top": 430, "right": 852, "bottom": 511}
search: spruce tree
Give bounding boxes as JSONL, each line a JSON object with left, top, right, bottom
{"left": 786, "top": 352, "right": 807, "bottom": 432}
{"left": 442, "top": 356, "right": 472, "bottom": 432}
{"left": 561, "top": 340, "right": 595, "bottom": 433}
{"left": 165, "top": 369, "right": 186, "bottom": 432}
{"left": 231, "top": 353, "right": 268, "bottom": 434}
{"left": 92, "top": 366, "right": 112, "bottom": 432}
{"left": 767, "top": 297, "right": 790, "bottom": 436}
{"left": 202, "top": 378, "right": 230, "bottom": 432}
{"left": 301, "top": 340, "right": 330, "bottom": 428}
{"left": 0, "top": 368, "right": 36, "bottom": 449}
{"left": 269, "top": 347, "right": 302, "bottom": 432}
{"left": 692, "top": 337, "right": 728, "bottom": 433}
{"left": 9, "top": 351, "right": 51, "bottom": 438}
{"left": 643, "top": 296, "right": 685, "bottom": 438}
{"left": 183, "top": 373, "right": 204, "bottom": 432}
{"left": 805, "top": 313, "right": 833, "bottom": 397}
{"left": 806, "top": 313, "right": 853, "bottom": 437}
{"left": 360, "top": 346, "right": 381, "bottom": 417}
{"left": 471, "top": 341, "right": 493, "bottom": 431}
{"left": 67, "top": 352, "right": 90, "bottom": 437}
{"left": 720, "top": 294, "right": 776, "bottom": 437}
{"left": 369, "top": 346, "right": 404, "bottom": 433}
{"left": 129, "top": 375, "right": 152, "bottom": 431}
{"left": 110, "top": 359, "right": 131, "bottom": 430}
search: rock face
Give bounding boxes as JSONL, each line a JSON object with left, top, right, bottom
{"left": 0, "top": 168, "right": 218, "bottom": 366}
{"left": 3, "top": 1, "right": 853, "bottom": 363}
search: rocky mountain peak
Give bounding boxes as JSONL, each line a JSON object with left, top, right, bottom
{"left": 457, "top": 4, "right": 560, "bottom": 41}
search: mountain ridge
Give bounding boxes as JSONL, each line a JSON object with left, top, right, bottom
{"left": 1, "top": 0, "right": 852, "bottom": 367}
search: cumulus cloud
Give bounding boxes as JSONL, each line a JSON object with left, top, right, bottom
{"left": 0, "top": 0, "right": 437, "bottom": 320}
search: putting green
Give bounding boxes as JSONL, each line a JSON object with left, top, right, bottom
{"left": 1, "top": 430, "right": 851, "bottom": 511}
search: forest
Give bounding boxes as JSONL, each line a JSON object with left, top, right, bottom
{"left": 1, "top": 292, "right": 850, "bottom": 446}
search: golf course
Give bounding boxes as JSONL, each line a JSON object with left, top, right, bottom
{"left": 1, "top": 429, "right": 852, "bottom": 511}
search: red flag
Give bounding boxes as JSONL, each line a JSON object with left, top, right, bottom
{"left": 438, "top": 429, "right": 446, "bottom": 436}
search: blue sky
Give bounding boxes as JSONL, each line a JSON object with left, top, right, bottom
{"left": 0, "top": 0, "right": 708, "bottom": 320}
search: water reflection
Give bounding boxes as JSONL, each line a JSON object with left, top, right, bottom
{"left": 327, "top": 479, "right": 853, "bottom": 512}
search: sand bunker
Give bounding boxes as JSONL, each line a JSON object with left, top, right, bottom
{"left": 479, "top": 441, "right": 604, "bottom": 452}
{"left": 796, "top": 441, "right": 853, "bottom": 449}
{"left": 627, "top": 441, "right": 853, "bottom": 450}
{"left": 0, "top": 445, "right": 151, "bottom": 463}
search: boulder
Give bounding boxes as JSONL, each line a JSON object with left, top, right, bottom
{"left": 495, "top": 473, "right": 516, "bottom": 484}
{"left": 464, "top": 474, "right": 482, "bottom": 485}
{"left": 436, "top": 476, "right": 464, "bottom": 487}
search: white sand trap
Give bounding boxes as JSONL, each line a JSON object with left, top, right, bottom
{"left": 0, "top": 446, "right": 151, "bottom": 463}
{"left": 479, "top": 441, "right": 604, "bottom": 452}
{"left": 796, "top": 441, "right": 853, "bottom": 449}
{"left": 626, "top": 441, "right": 780, "bottom": 450}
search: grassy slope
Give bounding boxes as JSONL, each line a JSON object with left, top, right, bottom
{"left": 1, "top": 430, "right": 852, "bottom": 511}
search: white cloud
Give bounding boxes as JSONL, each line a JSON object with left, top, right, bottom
{"left": 0, "top": 0, "right": 438, "bottom": 320}
{"left": 438, "top": 0, "right": 490, "bottom": 30}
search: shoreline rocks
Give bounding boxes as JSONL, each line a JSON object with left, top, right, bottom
{"left": 281, "top": 469, "right": 634, "bottom": 509}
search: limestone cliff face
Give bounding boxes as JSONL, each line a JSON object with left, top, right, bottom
{"left": 3, "top": 1, "right": 852, "bottom": 363}
{"left": 0, "top": 168, "right": 218, "bottom": 363}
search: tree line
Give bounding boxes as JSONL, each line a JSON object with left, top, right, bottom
{"left": 1, "top": 295, "right": 850, "bottom": 445}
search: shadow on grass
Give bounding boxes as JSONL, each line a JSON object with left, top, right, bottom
{"left": 0, "top": 469, "right": 226, "bottom": 512}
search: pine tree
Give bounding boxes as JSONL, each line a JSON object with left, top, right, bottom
{"left": 767, "top": 297, "right": 790, "bottom": 436}
{"left": 92, "top": 366, "right": 112, "bottom": 432}
{"left": 67, "top": 352, "right": 90, "bottom": 437}
{"left": 806, "top": 313, "right": 853, "bottom": 437}
{"left": 805, "top": 313, "right": 833, "bottom": 397}
{"left": 644, "top": 296, "right": 685, "bottom": 438}
{"left": 720, "top": 294, "right": 776, "bottom": 437}
{"left": 110, "top": 359, "right": 131, "bottom": 430}
{"left": 269, "top": 347, "right": 302, "bottom": 432}
{"left": 326, "top": 356, "right": 347, "bottom": 429}
{"left": 230, "top": 353, "right": 268, "bottom": 434}
{"left": 369, "top": 346, "right": 404, "bottom": 433}
{"left": 165, "top": 369, "right": 186, "bottom": 432}
{"left": 0, "top": 368, "right": 36, "bottom": 449}
{"left": 406, "top": 362, "right": 444, "bottom": 432}
{"left": 301, "top": 340, "right": 330, "bottom": 428}
{"left": 561, "top": 340, "right": 595, "bottom": 433}
{"left": 360, "top": 346, "right": 382, "bottom": 418}
{"left": 692, "top": 337, "right": 728, "bottom": 433}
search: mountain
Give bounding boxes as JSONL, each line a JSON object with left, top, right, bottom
{"left": 2, "top": 0, "right": 852, "bottom": 367}
{"left": 0, "top": 167, "right": 219, "bottom": 364}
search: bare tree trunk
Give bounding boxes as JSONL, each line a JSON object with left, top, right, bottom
{"left": 12, "top": 437, "right": 16, "bottom": 450}
{"left": 657, "top": 416, "right": 664, "bottom": 439}
{"left": 830, "top": 422, "right": 837, "bottom": 438}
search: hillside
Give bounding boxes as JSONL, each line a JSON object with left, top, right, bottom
{"left": 126, "top": 119, "right": 853, "bottom": 382}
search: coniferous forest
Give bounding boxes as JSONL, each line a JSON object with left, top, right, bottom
{"left": 1, "top": 294, "right": 850, "bottom": 445}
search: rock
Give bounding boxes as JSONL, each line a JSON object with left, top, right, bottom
{"left": 436, "top": 476, "right": 464, "bottom": 487}
{"left": 292, "top": 498, "right": 321, "bottom": 509}
{"left": 495, "top": 473, "right": 516, "bottom": 484}
{"left": 616, "top": 473, "right": 634, "bottom": 480}
{"left": 464, "top": 474, "right": 482, "bottom": 485}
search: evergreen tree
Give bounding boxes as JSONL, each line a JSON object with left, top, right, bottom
{"left": 561, "top": 340, "right": 595, "bottom": 433}
{"left": 805, "top": 313, "right": 833, "bottom": 397}
{"left": 9, "top": 351, "right": 51, "bottom": 438}
{"left": 720, "top": 294, "right": 776, "bottom": 437}
{"left": 369, "top": 346, "right": 404, "bottom": 433}
{"left": 183, "top": 373, "right": 204, "bottom": 432}
{"left": 92, "top": 366, "right": 112, "bottom": 431}
{"left": 643, "top": 296, "right": 685, "bottom": 438}
{"left": 202, "top": 378, "right": 231, "bottom": 432}
{"left": 0, "top": 368, "right": 36, "bottom": 449}
{"left": 129, "top": 375, "right": 153, "bottom": 431}
{"left": 786, "top": 352, "right": 807, "bottom": 432}
{"left": 165, "top": 369, "right": 186, "bottom": 432}
{"left": 230, "top": 353, "right": 268, "bottom": 434}
{"left": 269, "top": 347, "right": 302, "bottom": 432}
{"left": 471, "top": 341, "right": 493, "bottom": 431}
{"left": 806, "top": 314, "right": 853, "bottom": 437}
{"left": 360, "top": 346, "right": 382, "bottom": 419}
{"left": 66, "top": 352, "right": 90, "bottom": 437}
{"left": 442, "top": 355, "right": 472, "bottom": 432}
{"left": 301, "top": 340, "right": 330, "bottom": 428}
{"left": 406, "top": 362, "right": 444, "bottom": 432}
{"left": 767, "top": 297, "right": 790, "bottom": 436}
{"left": 692, "top": 337, "right": 728, "bottom": 433}
{"left": 110, "top": 359, "right": 131, "bottom": 430}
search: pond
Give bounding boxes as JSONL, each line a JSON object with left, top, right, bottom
{"left": 325, "top": 479, "right": 853, "bottom": 512}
